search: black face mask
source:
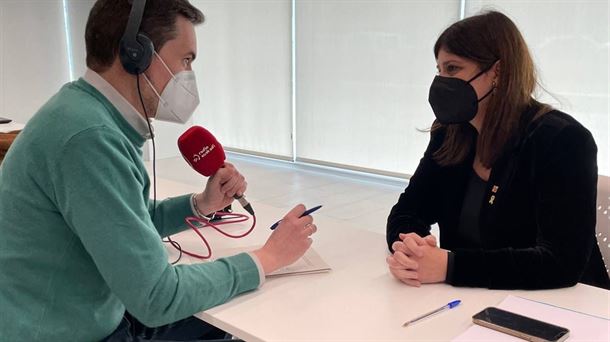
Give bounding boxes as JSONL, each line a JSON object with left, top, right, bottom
{"left": 428, "top": 65, "right": 495, "bottom": 124}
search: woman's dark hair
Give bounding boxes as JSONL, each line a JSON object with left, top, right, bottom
{"left": 432, "top": 10, "right": 549, "bottom": 167}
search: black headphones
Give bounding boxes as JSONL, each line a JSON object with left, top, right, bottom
{"left": 119, "top": 0, "right": 158, "bottom": 226}
{"left": 119, "top": 0, "right": 154, "bottom": 75}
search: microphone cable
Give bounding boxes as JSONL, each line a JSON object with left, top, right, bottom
{"left": 136, "top": 75, "right": 183, "bottom": 263}
{"left": 136, "top": 75, "right": 256, "bottom": 264}
{"left": 136, "top": 74, "right": 156, "bottom": 221}
{"left": 166, "top": 212, "right": 256, "bottom": 260}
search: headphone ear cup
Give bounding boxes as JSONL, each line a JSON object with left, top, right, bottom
{"left": 135, "top": 33, "right": 154, "bottom": 73}
{"left": 119, "top": 33, "right": 154, "bottom": 75}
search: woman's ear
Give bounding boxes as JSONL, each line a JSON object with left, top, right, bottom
{"left": 493, "top": 60, "right": 501, "bottom": 80}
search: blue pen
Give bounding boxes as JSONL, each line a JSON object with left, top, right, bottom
{"left": 402, "top": 300, "right": 461, "bottom": 327}
{"left": 270, "top": 205, "right": 322, "bottom": 230}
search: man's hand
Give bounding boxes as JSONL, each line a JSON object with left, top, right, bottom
{"left": 253, "top": 204, "right": 317, "bottom": 274}
{"left": 195, "top": 162, "right": 247, "bottom": 215}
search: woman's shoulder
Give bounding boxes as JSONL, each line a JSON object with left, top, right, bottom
{"left": 523, "top": 108, "right": 596, "bottom": 156}
{"left": 530, "top": 109, "right": 588, "bottom": 133}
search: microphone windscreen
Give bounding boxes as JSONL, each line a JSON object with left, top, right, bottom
{"left": 178, "top": 126, "right": 226, "bottom": 177}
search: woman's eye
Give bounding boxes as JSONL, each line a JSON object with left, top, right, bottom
{"left": 447, "top": 65, "right": 459, "bottom": 73}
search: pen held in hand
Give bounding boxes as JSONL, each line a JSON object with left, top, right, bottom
{"left": 402, "top": 300, "right": 461, "bottom": 327}
{"left": 270, "top": 205, "right": 322, "bottom": 230}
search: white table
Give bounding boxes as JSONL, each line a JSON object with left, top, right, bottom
{"left": 155, "top": 178, "right": 610, "bottom": 341}
{"left": 163, "top": 195, "right": 610, "bottom": 342}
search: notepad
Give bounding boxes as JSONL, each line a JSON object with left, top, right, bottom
{"left": 207, "top": 246, "right": 331, "bottom": 277}
{"left": 267, "top": 247, "right": 331, "bottom": 277}
{"left": 452, "top": 295, "right": 610, "bottom": 341}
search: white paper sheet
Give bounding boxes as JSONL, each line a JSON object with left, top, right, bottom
{"left": 203, "top": 245, "right": 331, "bottom": 277}
{"left": 267, "top": 247, "right": 331, "bottom": 277}
{"left": 453, "top": 295, "right": 610, "bottom": 341}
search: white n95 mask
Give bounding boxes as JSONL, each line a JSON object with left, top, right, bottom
{"left": 144, "top": 52, "right": 200, "bottom": 124}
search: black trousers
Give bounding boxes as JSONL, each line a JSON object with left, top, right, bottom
{"left": 101, "top": 312, "right": 240, "bottom": 342}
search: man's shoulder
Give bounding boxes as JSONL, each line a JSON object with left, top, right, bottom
{"left": 11, "top": 81, "right": 127, "bottom": 164}
{"left": 39, "top": 80, "right": 114, "bottom": 126}
{"left": 30, "top": 81, "right": 120, "bottom": 138}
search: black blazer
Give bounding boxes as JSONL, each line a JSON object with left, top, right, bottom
{"left": 387, "top": 108, "right": 610, "bottom": 290}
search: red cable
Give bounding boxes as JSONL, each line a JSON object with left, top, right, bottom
{"left": 168, "top": 211, "right": 256, "bottom": 259}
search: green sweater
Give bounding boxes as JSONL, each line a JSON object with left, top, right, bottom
{"left": 0, "top": 79, "right": 260, "bottom": 341}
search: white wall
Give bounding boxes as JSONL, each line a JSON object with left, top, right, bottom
{"left": 295, "top": 0, "right": 459, "bottom": 176}
{"left": 0, "top": 0, "right": 72, "bottom": 124}
{"left": 65, "top": 0, "right": 96, "bottom": 77}
{"left": 190, "top": 0, "right": 293, "bottom": 159}
{"left": 149, "top": 0, "right": 295, "bottom": 160}
{"left": 466, "top": 0, "right": 610, "bottom": 175}
{"left": 1, "top": 0, "right": 608, "bottom": 176}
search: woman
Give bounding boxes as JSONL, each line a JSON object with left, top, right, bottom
{"left": 386, "top": 10, "right": 610, "bottom": 290}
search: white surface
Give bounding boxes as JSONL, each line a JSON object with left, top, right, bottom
{"left": 0, "top": 1, "right": 93, "bottom": 125}
{"left": 465, "top": 1, "right": 609, "bottom": 176}
{"left": 148, "top": 119, "right": 194, "bottom": 160}
{"left": 2, "top": 0, "right": 607, "bottom": 178}
{"left": 64, "top": 0, "right": 95, "bottom": 78}
{"left": 190, "top": 0, "right": 293, "bottom": 158}
{"left": 295, "top": 0, "right": 459, "bottom": 175}
{"left": 267, "top": 247, "right": 330, "bottom": 277}
{"left": 152, "top": 154, "right": 409, "bottom": 237}
{"left": 163, "top": 195, "right": 610, "bottom": 342}
{"left": 0, "top": 122, "right": 24, "bottom": 133}
{"left": 453, "top": 295, "right": 610, "bottom": 342}
{"left": 206, "top": 244, "right": 331, "bottom": 277}
{"left": 0, "top": 1, "right": 72, "bottom": 124}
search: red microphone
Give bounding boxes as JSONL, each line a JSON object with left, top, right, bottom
{"left": 178, "top": 126, "right": 254, "bottom": 215}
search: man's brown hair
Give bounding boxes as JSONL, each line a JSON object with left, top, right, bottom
{"left": 85, "top": 0, "right": 204, "bottom": 73}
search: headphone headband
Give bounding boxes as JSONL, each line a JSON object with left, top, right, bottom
{"left": 119, "top": 0, "right": 154, "bottom": 75}
{"left": 122, "top": 0, "right": 146, "bottom": 46}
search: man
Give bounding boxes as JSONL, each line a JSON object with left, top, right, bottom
{"left": 0, "top": 0, "right": 317, "bottom": 340}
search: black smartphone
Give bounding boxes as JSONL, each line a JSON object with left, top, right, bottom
{"left": 0, "top": 117, "right": 12, "bottom": 124}
{"left": 472, "top": 307, "right": 569, "bottom": 342}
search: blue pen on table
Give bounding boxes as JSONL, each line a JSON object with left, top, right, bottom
{"left": 402, "top": 300, "right": 461, "bottom": 327}
{"left": 270, "top": 205, "right": 322, "bottom": 230}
